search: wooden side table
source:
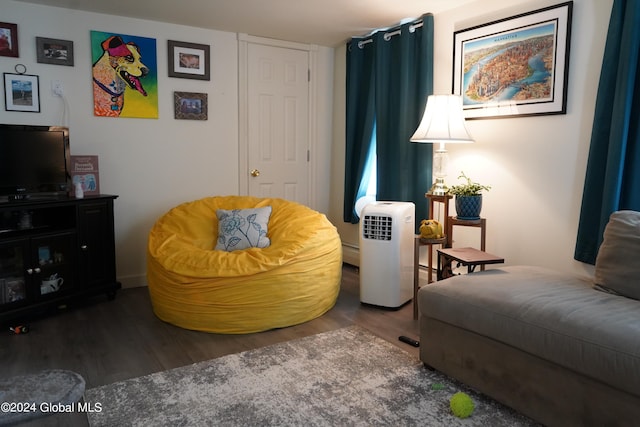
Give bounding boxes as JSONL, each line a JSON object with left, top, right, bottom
{"left": 447, "top": 216, "right": 486, "bottom": 251}
{"left": 426, "top": 194, "right": 453, "bottom": 225}
{"left": 413, "top": 236, "right": 446, "bottom": 319}
{"left": 437, "top": 247, "right": 504, "bottom": 280}
{"left": 423, "top": 194, "right": 453, "bottom": 281}
{"left": 413, "top": 193, "right": 453, "bottom": 319}
{"left": 413, "top": 193, "right": 452, "bottom": 319}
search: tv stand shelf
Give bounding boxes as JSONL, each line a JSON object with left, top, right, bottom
{"left": 0, "top": 194, "right": 120, "bottom": 325}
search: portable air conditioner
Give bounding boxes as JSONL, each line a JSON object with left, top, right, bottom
{"left": 359, "top": 201, "right": 415, "bottom": 308}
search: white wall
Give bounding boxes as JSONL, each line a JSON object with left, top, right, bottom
{"left": 1, "top": 0, "right": 614, "bottom": 285}
{"left": 1, "top": 1, "right": 335, "bottom": 287}
{"left": 329, "top": 0, "right": 614, "bottom": 278}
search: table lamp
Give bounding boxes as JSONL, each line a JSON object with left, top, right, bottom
{"left": 410, "top": 94, "right": 474, "bottom": 195}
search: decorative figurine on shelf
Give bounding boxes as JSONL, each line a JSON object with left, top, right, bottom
{"left": 419, "top": 219, "right": 443, "bottom": 239}
{"left": 74, "top": 182, "right": 84, "bottom": 199}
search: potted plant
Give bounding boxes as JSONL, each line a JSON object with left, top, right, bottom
{"left": 448, "top": 172, "right": 491, "bottom": 220}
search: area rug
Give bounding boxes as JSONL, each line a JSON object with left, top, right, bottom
{"left": 85, "top": 326, "right": 538, "bottom": 426}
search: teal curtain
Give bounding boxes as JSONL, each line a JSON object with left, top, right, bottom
{"left": 574, "top": 0, "right": 640, "bottom": 264}
{"left": 344, "top": 36, "right": 376, "bottom": 223}
{"left": 375, "top": 17, "right": 434, "bottom": 228}
{"left": 344, "top": 14, "right": 434, "bottom": 228}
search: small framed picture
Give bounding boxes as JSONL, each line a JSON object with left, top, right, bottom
{"left": 36, "top": 37, "right": 74, "bottom": 66}
{"left": 4, "top": 73, "right": 40, "bottom": 113}
{"left": 174, "top": 91, "right": 208, "bottom": 120}
{"left": 168, "top": 40, "right": 210, "bottom": 80}
{"left": 0, "top": 22, "right": 19, "bottom": 58}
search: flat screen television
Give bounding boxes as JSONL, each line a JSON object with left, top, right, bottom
{"left": 0, "top": 124, "right": 71, "bottom": 201}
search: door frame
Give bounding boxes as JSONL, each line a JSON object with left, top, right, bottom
{"left": 238, "top": 33, "right": 319, "bottom": 209}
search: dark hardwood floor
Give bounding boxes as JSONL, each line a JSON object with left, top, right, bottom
{"left": 1, "top": 264, "right": 421, "bottom": 425}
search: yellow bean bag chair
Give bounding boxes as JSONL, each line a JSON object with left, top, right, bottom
{"left": 147, "top": 196, "right": 342, "bottom": 334}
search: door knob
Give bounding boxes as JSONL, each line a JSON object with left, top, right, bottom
{"left": 250, "top": 169, "right": 260, "bottom": 177}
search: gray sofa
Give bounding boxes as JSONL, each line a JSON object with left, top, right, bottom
{"left": 418, "top": 211, "right": 640, "bottom": 426}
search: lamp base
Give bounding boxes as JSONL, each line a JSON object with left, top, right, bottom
{"left": 428, "top": 178, "right": 449, "bottom": 196}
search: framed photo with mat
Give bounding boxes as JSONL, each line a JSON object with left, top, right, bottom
{"left": 3, "top": 72, "right": 40, "bottom": 113}
{"left": 168, "top": 40, "right": 210, "bottom": 80}
{"left": 36, "top": 37, "right": 74, "bottom": 66}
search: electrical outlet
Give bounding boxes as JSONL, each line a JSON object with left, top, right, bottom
{"left": 51, "top": 80, "right": 64, "bottom": 96}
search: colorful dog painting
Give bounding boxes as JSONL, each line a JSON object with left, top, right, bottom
{"left": 91, "top": 31, "right": 158, "bottom": 118}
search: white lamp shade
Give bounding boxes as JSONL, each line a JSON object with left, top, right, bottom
{"left": 410, "top": 94, "right": 474, "bottom": 144}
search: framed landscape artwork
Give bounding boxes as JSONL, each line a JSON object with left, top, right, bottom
{"left": 453, "top": 1, "right": 573, "bottom": 119}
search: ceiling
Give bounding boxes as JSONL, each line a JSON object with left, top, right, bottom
{"left": 13, "top": 0, "right": 477, "bottom": 47}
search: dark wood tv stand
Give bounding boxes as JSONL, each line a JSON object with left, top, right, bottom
{"left": 0, "top": 194, "right": 120, "bottom": 325}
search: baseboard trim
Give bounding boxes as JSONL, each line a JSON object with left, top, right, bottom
{"left": 118, "top": 274, "right": 147, "bottom": 289}
{"left": 342, "top": 243, "right": 359, "bottom": 267}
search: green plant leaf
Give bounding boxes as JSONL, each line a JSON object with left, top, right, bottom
{"left": 447, "top": 171, "right": 491, "bottom": 196}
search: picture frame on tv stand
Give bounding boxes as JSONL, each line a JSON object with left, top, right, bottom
{"left": 70, "top": 155, "right": 100, "bottom": 195}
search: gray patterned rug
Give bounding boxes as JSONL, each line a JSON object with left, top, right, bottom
{"left": 85, "top": 326, "right": 538, "bottom": 426}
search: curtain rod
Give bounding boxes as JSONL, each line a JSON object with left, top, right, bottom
{"left": 358, "top": 19, "right": 423, "bottom": 49}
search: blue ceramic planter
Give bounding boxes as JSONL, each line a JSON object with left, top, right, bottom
{"left": 455, "top": 195, "right": 483, "bottom": 220}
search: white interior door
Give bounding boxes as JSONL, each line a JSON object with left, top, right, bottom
{"left": 246, "top": 43, "right": 310, "bottom": 205}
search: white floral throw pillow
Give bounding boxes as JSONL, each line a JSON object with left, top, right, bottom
{"left": 215, "top": 206, "right": 272, "bottom": 251}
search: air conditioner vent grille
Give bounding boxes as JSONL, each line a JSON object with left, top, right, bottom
{"left": 362, "top": 215, "right": 392, "bottom": 240}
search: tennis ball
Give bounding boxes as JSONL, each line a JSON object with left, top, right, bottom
{"left": 450, "top": 392, "right": 475, "bottom": 418}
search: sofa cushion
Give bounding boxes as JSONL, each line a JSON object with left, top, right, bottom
{"left": 594, "top": 210, "right": 640, "bottom": 300}
{"left": 419, "top": 265, "right": 640, "bottom": 397}
{"left": 215, "top": 206, "right": 272, "bottom": 251}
